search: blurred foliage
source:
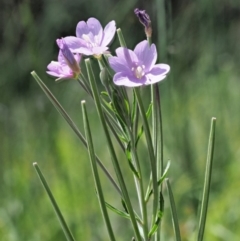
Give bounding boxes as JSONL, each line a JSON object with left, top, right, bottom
{"left": 1, "top": 0, "right": 240, "bottom": 240}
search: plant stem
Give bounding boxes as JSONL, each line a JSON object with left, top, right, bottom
{"left": 85, "top": 59, "right": 142, "bottom": 241}
{"left": 81, "top": 101, "right": 116, "bottom": 241}
{"left": 134, "top": 88, "right": 158, "bottom": 226}
{"left": 31, "top": 71, "right": 122, "bottom": 196}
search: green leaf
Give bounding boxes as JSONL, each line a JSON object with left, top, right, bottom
{"left": 148, "top": 210, "right": 164, "bottom": 238}
{"left": 118, "top": 134, "right": 129, "bottom": 143}
{"left": 106, "top": 202, "right": 130, "bottom": 219}
{"left": 135, "top": 125, "right": 144, "bottom": 147}
{"left": 105, "top": 202, "right": 143, "bottom": 224}
{"left": 101, "top": 91, "right": 110, "bottom": 97}
{"left": 135, "top": 103, "right": 152, "bottom": 147}
{"left": 145, "top": 161, "right": 171, "bottom": 202}
{"left": 146, "top": 102, "right": 153, "bottom": 119}
{"left": 126, "top": 142, "right": 140, "bottom": 179}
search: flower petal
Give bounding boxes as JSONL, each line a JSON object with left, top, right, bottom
{"left": 63, "top": 36, "right": 85, "bottom": 51}
{"left": 74, "top": 53, "right": 81, "bottom": 63}
{"left": 113, "top": 72, "right": 146, "bottom": 87}
{"left": 86, "top": 18, "right": 103, "bottom": 42}
{"left": 108, "top": 56, "right": 131, "bottom": 73}
{"left": 134, "top": 40, "right": 157, "bottom": 71}
{"left": 76, "top": 18, "right": 103, "bottom": 45}
{"left": 74, "top": 47, "right": 94, "bottom": 55}
{"left": 101, "top": 20, "right": 116, "bottom": 47}
{"left": 115, "top": 47, "right": 138, "bottom": 67}
{"left": 145, "top": 74, "right": 167, "bottom": 85}
{"left": 144, "top": 64, "right": 170, "bottom": 84}
{"left": 92, "top": 46, "right": 108, "bottom": 55}
{"left": 149, "top": 64, "right": 170, "bottom": 76}
{"left": 76, "top": 20, "right": 89, "bottom": 38}
{"left": 57, "top": 52, "right": 64, "bottom": 65}
{"left": 47, "top": 61, "right": 62, "bottom": 72}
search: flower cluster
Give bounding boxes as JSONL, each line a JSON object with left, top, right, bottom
{"left": 47, "top": 11, "right": 170, "bottom": 87}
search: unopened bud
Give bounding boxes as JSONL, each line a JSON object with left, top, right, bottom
{"left": 56, "top": 38, "right": 81, "bottom": 74}
{"left": 100, "top": 67, "right": 110, "bottom": 87}
{"left": 134, "top": 8, "right": 152, "bottom": 37}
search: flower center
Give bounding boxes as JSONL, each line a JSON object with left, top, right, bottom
{"left": 132, "top": 65, "right": 145, "bottom": 79}
{"left": 82, "top": 34, "right": 98, "bottom": 48}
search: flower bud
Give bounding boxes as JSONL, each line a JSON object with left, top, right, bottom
{"left": 100, "top": 67, "right": 110, "bottom": 87}
{"left": 56, "top": 38, "right": 81, "bottom": 74}
{"left": 134, "top": 8, "right": 152, "bottom": 37}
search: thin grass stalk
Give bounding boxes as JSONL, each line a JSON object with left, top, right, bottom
{"left": 197, "top": 117, "right": 216, "bottom": 241}
{"left": 33, "top": 163, "right": 76, "bottom": 241}
{"left": 81, "top": 101, "right": 116, "bottom": 241}
{"left": 85, "top": 59, "right": 142, "bottom": 241}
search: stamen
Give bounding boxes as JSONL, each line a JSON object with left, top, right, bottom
{"left": 134, "top": 65, "right": 145, "bottom": 79}
{"left": 82, "top": 34, "right": 91, "bottom": 42}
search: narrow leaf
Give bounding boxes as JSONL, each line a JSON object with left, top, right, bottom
{"left": 33, "top": 162, "right": 75, "bottom": 241}
{"left": 166, "top": 178, "right": 182, "bottom": 241}
{"left": 148, "top": 210, "right": 164, "bottom": 238}
{"left": 105, "top": 202, "right": 142, "bottom": 224}
{"left": 197, "top": 117, "right": 216, "bottom": 241}
{"left": 126, "top": 143, "right": 140, "bottom": 179}
{"left": 145, "top": 161, "right": 171, "bottom": 202}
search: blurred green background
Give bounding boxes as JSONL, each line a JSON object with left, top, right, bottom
{"left": 1, "top": 0, "right": 240, "bottom": 240}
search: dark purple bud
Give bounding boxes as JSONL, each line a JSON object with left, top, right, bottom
{"left": 134, "top": 8, "right": 151, "bottom": 28}
{"left": 56, "top": 38, "right": 81, "bottom": 74}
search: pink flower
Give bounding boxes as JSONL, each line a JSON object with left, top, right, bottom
{"left": 108, "top": 40, "right": 170, "bottom": 87}
{"left": 47, "top": 39, "right": 81, "bottom": 82}
{"left": 63, "top": 18, "right": 116, "bottom": 56}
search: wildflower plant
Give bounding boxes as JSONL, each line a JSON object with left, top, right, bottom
{"left": 31, "top": 8, "right": 216, "bottom": 241}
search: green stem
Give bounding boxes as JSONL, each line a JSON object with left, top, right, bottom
{"left": 77, "top": 73, "right": 92, "bottom": 96}
{"left": 81, "top": 101, "right": 116, "bottom": 241}
{"left": 197, "top": 117, "right": 216, "bottom": 241}
{"left": 85, "top": 59, "right": 142, "bottom": 241}
{"left": 127, "top": 128, "right": 149, "bottom": 240}
{"left": 134, "top": 88, "right": 158, "bottom": 226}
{"left": 117, "top": 28, "right": 127, "bottom": 47}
